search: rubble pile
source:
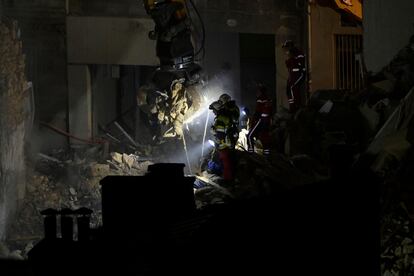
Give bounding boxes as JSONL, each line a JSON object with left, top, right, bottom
{"left": 5, "top": 150, "right": 153, "bottom": 259}
{"left": 381, "top": 203, "right": 414, "bottom": 276}
{"left": 379, "top": 147, "right": 414, "bottom": 275}
{"left": 364, "top": 35, "right": 414, "bottom": 275}
{"left": 194, "top": 150, "right": 318, "bottom": 209}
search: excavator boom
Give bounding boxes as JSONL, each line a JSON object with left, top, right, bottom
{"left": 142, "top": 0, "right": 201, "bottom": 86}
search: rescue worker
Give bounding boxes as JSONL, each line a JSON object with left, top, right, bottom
{"left": 247, "top": 84, "right": 273, "bottom": 156}
{"left": 282, "top": 40, "right": 306, "bottom": 114}
{"left": 237, "top": 107, "right": 250, "bottom": 151}
{"left": 209, "top": 100, "right": 235, "bottom": 182}
{"left": 218, "top": 93, "right": 240, "bottom": 147}
{"left": 240, "top": 107, "right": 250, "bottom": 130}
{"left": 163, "top": 78, "right": 188, "bottom": 138}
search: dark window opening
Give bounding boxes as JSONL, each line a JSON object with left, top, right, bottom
{"left": 335, "top": 34, "right": 363, "bottom": 91}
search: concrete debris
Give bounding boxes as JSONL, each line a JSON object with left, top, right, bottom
{"left": 69, "top": 187, "right": 77, "bottom": 196}
{"left": 122, "top": 153, "right": 135, "bottom": 169}
{"left": 318, "top": 100, "right": 333, "bottom": 114}
{"left": 110, "top": 152, "right": 123, "bottom": 164}
{"left": 8, "top": 250, "right": 24, "bottom": 260}
{"left": 381, "top": 203, "right": 414, "bottom": 275}
{"left": 359, "top": 102, "right": 381, "bottom": 133}
{"left": 0, "top": 242, "right": 26, "bottom": 260}
{"left": 378, "top": 139, "right": 414, "bottom": 275}
{"left": 195, "top": 186, "right": 231, "bottom": 209}
{"left": 23, "top": 242, "right": 33, "bottom": 256}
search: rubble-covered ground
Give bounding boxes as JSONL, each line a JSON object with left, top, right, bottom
{"left": 379, "top": 147, "right": 414, "bottom": 276}
{"left": 2, "top": 149, "right": 154, "bottom": 260}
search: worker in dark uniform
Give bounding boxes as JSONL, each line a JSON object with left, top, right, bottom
{"left": 282, "top": 40, "right": 306, "bottom": 114}
{"left": 209, "top": 100, "right": 235, "bottom": 182}
{"left": 218, "top": 93, "right": 240, "bottom": 147}
{"left": 247, "top": 84, "right": 273, "bottom": 156}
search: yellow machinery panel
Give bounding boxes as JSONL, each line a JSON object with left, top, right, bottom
{"left": 334, "top": 0, "right": 362, "bottom": 21}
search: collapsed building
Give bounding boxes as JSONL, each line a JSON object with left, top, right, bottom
{"left": 0, "top": 0, "right": 414, "bottom": 275}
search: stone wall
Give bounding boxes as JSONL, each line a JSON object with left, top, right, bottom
{"left": 0, "top": 20, "right": 30, "bottom": 240}
{"left": 1, "top": 0, "right": 68, "bottom": 152}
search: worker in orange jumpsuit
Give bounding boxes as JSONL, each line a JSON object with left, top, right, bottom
{"left": 283, "top": 40, "right": 306, "bottom": 114}
{"left": 247, "top": 84, "right": 273, "bottom": 156}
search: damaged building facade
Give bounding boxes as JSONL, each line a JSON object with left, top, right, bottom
{"left": 0, "top": 0, "right": 307, "bottom": 256}
{"left": 0, "top": 0, "right": 414, "bottom": 275}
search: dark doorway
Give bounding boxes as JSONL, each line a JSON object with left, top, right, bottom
{"left": 239, "top": 33, "right": 276, "bottom": 113}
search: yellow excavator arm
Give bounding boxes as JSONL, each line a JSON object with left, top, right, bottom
{"left": 141, "top": 0, "right": 201, "bottom": 85}
{"left": 333, "top": 0, "right": 362, "bottom": 21}
{"left": 315, "top": 0, "right": 362, "bottom": 21}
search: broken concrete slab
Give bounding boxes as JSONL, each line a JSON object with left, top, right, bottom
{"left": 359, "top": 103, "right": 380, "bottom": 133}
{"left": 110, "top": 152, "right": 123, "bottom": 164}
{"left": 319, "top": 100, "right": 334, "bottom": 114}
{"left": 122, "top": 153, "right": 134, "bottom": 169}
{"left": 367, "top": 86, "right": 414, "bottom": 155}
{"left": 69, "top": 187, "right": 76, "bottom": 196}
